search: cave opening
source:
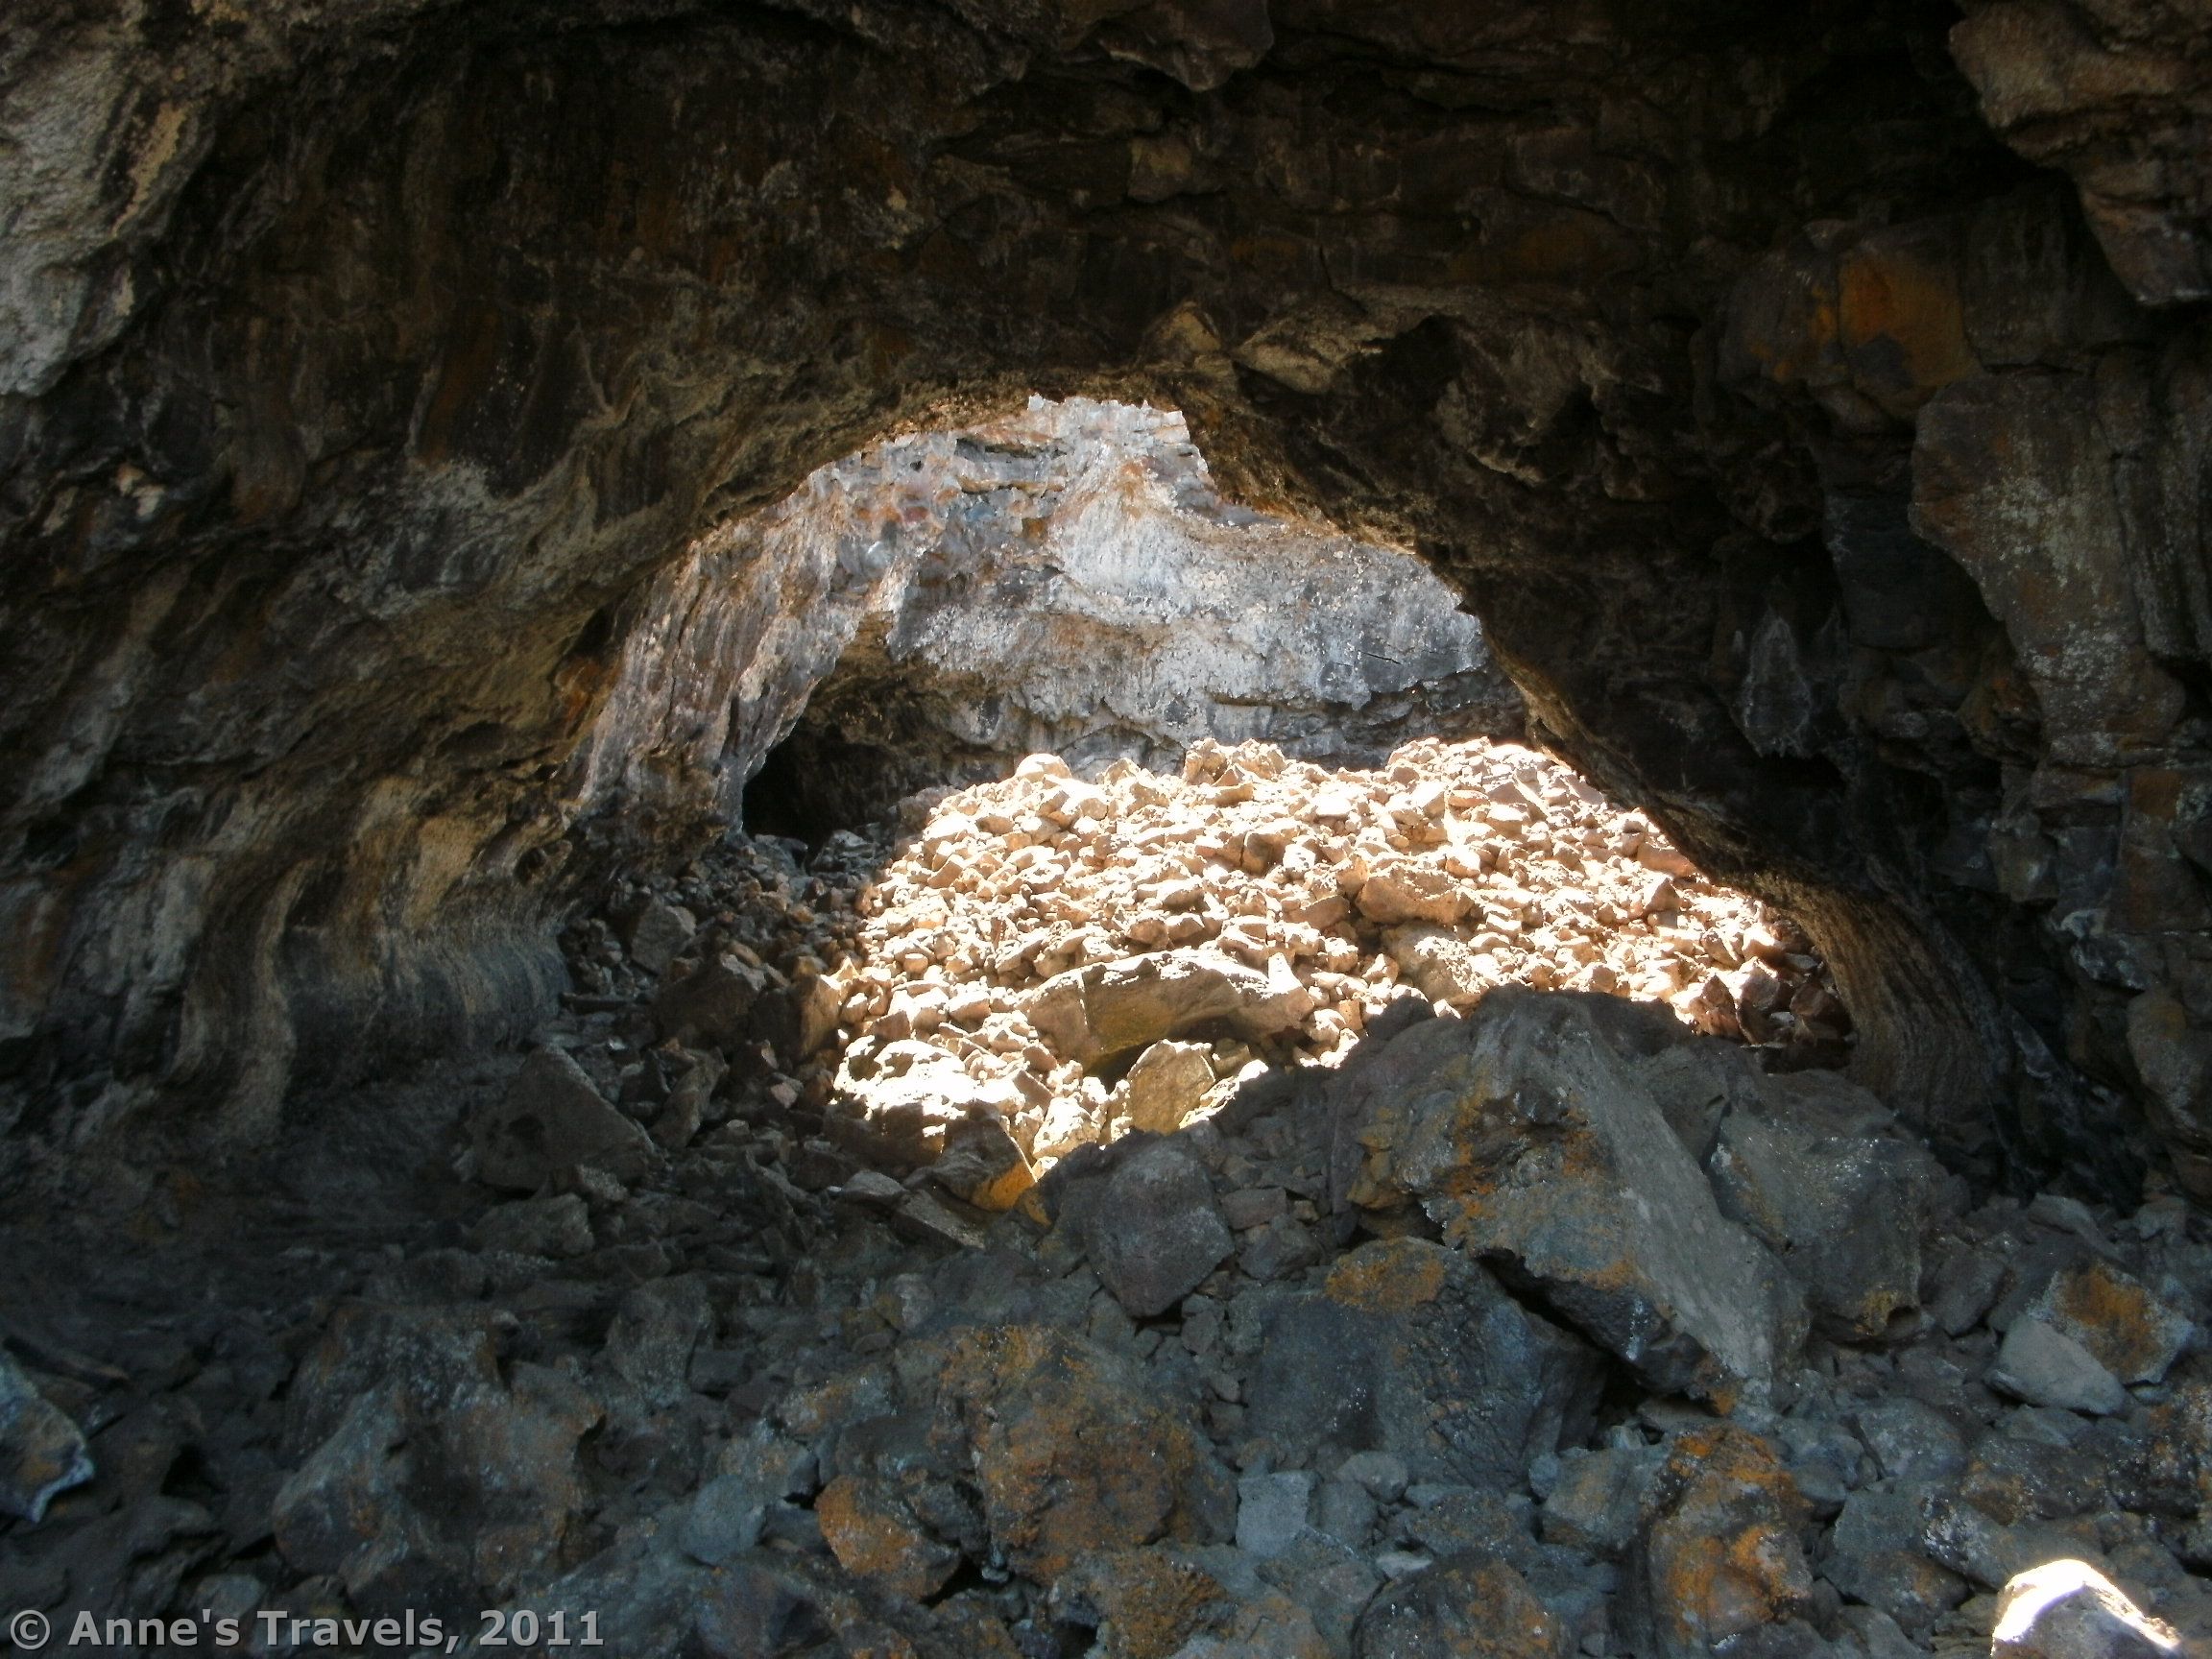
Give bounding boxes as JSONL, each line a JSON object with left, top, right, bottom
{"left": 7, "top": 0, "right": 2212, "bottom": 1648}
{"left": 591, "top": 396, "right": 1861, "bottom": 1195}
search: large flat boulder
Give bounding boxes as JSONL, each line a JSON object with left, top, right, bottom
{"left": 1334, "top": 990, "right": 1803, "bottom": 1407}
{"left": 1026, "top": 950, "right": 1310, "bottom": 1068}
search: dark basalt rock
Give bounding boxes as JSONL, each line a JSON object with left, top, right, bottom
{"left": 1, "top": 0, "right": 2210, "bottom": 1206}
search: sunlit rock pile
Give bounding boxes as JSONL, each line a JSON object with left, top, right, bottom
{"left": 826, "top": 735, "right": 1847, "bottom": 1195}
{"left": 6, "top": 742, "right": 2212, "bottom": 1659}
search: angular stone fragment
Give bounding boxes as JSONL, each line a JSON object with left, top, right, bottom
{"left": 1382, "top": 923, "right": 1499, "bottom": 1007}
{"left": 1081, "top": 1142, "right": 1234, "bottom": 1317}
{"left": 0, "top": 1348, "right": 94, "bottom": 1524}
{"left": 1027, "top": 950, "right": 1310, "bottom": 1067}
{"left": 816, "top": 1473, "right": 962, "bottom": 1599}
{"left": 1121, "top": 1038, "right": 1217, "bottom": 1134}
{"left": 1052, "top": 1546, "right": 1232, "bottom": 1659}
{"left": 1334, "top": 991, "right": 1801, "bottom": 1406}
{"left": 1236, "top": 1469, "right": 1314, "bottom": 1558}
{"left": 1988, "top": 1318, "right": 2129, "bottom": 1416}
{"left": 273, "top": 1351, "right": 599, "bottom": 1607}
{"left": 922, "top": 1324, "right": 1235, "bottom": 1581}
{"left": 1993, "top": 1559, "right": 2183, "bottom": 1659}
{"left": 625, "top": 899, "right": 697, "bottom": 975}
{"left": 653, "top": 953, "right": 770, "bottom": 1047}
{"left": 1356, "top": 861, "right": 1472, "bottom": 926}
{"left": 472, "top": 1046, "right": 654, "bottom": 1191}
{"left": 1705, "top": 1069, "right": 1945, "bottom": 1340}
{"left": 1629, "top": 1426, "right": 1815, "bottom": 1659}
{"left": 836, "top": 1040, "right": 1015, "bottom": 1164}
{"left": 471, "top": 1192, "right": 594, "bottom": 1259}
{"left": 1244, "top": 1238, "right": 1604, "bottom": 1489}
{"left": 1537, "top": 1445, "right": 1662, "bottom": 1560}
{"left": 925, "top": 1113, "right": 1036, "bottom": 1212}
{"left": 1825, "top": 1482, "right": 1970, "bottom": 1636}
{"left": 1354, "top": 1553, "right": 1571, "bottom": 1659}
{"left": 603, "top": 1278, "right": 714, "bottom": 1406}
{"left": 2023, "top": 1259, "right": 2194, "bottom": 1385}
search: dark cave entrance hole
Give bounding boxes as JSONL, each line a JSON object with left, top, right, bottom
{"left": 740, "top": 721, "right": 922, "bottom": 849}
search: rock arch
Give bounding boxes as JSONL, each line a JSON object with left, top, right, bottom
{"left": 3, "top": 0, "right": 2206, "bottom": 1191}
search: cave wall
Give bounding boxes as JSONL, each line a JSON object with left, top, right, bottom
{"left": 577, "top": 394, "right": 1518, "bottom": 849}
{"left": 2, "top": 0, "right": 2208, "bottom": 1192}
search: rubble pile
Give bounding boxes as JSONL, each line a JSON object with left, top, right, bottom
{"left": 826, "top": 735, "right": 1846, "bottom": 1192}
{"left": 5, "top": 741, "right": 2210, "bottom": 1659}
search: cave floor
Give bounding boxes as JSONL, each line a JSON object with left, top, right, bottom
{"left": 4, "top": 741, "right": 2211, "bottom": 1659}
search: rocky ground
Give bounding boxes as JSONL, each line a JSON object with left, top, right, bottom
{"left": 3, "top": 741, "right": 2210, "bottom": 1659}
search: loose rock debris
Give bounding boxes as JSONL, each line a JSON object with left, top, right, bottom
{"left": 4, "top": 739, "right": 2208, "bottom": 1659}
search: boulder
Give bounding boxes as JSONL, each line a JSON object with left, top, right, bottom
{"left": 1244, "top": 1238, "right": 1605, "bottom": 1490}
{"left": 1538, "top": 1446, "right": 1664, "bottom": 1560}
{"left": 625, "top": 899, "right": 697, "bottom": 975}
{"left": 1121, "top": 1039, "right": 1217, "bottom": 1134}
{"left": 1988, "top": 1319, "right": 2129, "bottom": 1416}
{"left": 924, "top": 1114, "right": 1037, "bottom": 1212}
{"left": 1992, "top": 1560, "right": 2183, "bottom": 1659}
{"left": 921, "top": 1323, "right": 1235, "bottom": 1581}
{"left": 0, "top": 1347, "right": 94, "bottom": 1524}
{"left": 653, "top": 953, "right": 770, "bottom": 1048}
{"left": 1628, "top": 1426, "right": 1815, "bottom": 1659}
{"left": 1078, "top": 1142, "right": 1234, "bottom": 1318}
{"left": 836, "top": 1040, "right": 1021, "bottom": 1165}
{"left": 1356, "top": 861, "right": 1474, "bottom": 926}
{"left": 1051, "top": 1547, "right": 1234, "bottom": 1659}
{"left": 2022, "top": 1260, "right": 2194, "bottom": 1386}
{"left": 1236, "top": 1470, "right": 1314, "bottom": 1558}
{"left": 1354, "top": 1553, "right": 1572, "bottom": 1659}
{"left": 1704, "top": 1069, "right": 1946, "bottom": 1341}
{"left": 471, "top": 1047, "right": 654, "bottom": 1191}
{"left": 471, "top": 1192, "right": 594, "bottom": 1259}
{"left": 1334, "top": 991, "right": 1802, "bottom": 1406}
{"left": 273, "top": 1314, "right": 600, "bottom": 1610}
{"left": 816, "top": 1474, "right": 963, "bottom": 1600}
{"left": 1027, "top": 950, "right": 1310, "bottom": 1068}
{"left": 1382, "top": 924, "right": 1501, "bottom": 1007}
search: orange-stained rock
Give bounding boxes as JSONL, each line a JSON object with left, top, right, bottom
{"left": 1354, "top": 1553, "right": 1571, "bottom": 1659}
{"left": 2026, "top": 1257, "right": 2194, "bottom": 1385}
{"left": 1330, "top": 992, "right": 1801, "bottom": 1407}
{"left": 815, "top": 1474, "right": 962, "bottom": 1600}
{"left": 1633, "top": 1425, "right": 1814, "bottom": 1659}
{"left": 1052, "top": 1547, "right": 1231, "bottom": 1659}
{"left": 926, "top": 1324, "right": 1235, "bottom": 1582}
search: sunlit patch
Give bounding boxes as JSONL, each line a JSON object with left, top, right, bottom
{"left": 824, "top": 735, "right": 1846, "bottom": 1186}
{"left": 1993, "top": 1559, "right": 2180, "bottom": 1654}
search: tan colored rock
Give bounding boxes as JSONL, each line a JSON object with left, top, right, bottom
{"left": 1356, "top": 859, "right": 1472, "bottom": 926}
{"left": 926, "top": 1114, "right": 1037, "bottom": 1212}
{"left": 1382, "top": 924, "right": 1498, "bottom": 1008}
{"left": 1026, "top": 950, "right": 1310, "bottom": 1066}
{"left": 1120, "top": 1040, "right": 1217, "bottom": 1134}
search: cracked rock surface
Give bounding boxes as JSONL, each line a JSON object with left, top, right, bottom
{"left": 6, "top": 747, "right": 2211, "bottom": 1657}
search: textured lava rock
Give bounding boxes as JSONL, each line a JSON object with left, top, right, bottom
{"left": 3, "top": 0, "right": 2211, "bottom": 1210}
{"left": 1335, "top": 992, "right": 1803, "bottom": 1407}
{"left": 1242, "top": 1238, "right": 1605, "bottom": 1491}
{"left": 0, "top": 1348, "right": 94, "bottom": 1525}
{"left": 469, "top": 1046, "right": 655, "bottom": 1192}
